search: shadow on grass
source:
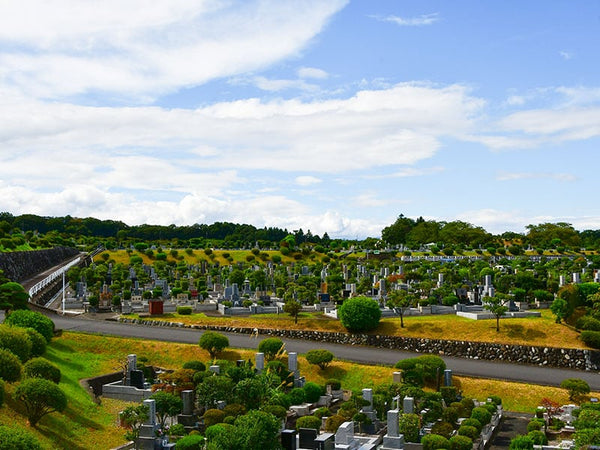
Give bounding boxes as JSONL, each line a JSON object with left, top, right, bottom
{"left": 48, "top": 340, "right": 76, "bottom": 353}
{"left": 44, "top": 349, "right": 86, "bottom": 373}
{"left": 405, "top": 322, "right": 444, "bottom": 335}
{"left": 504, "top": 324, "right": 547, "bottom": 341}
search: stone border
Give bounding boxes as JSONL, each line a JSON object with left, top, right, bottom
{"left": 118, "top": 318, "right": 600, "bottom": 371}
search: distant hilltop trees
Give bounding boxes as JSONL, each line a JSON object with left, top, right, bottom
{"left": 0, "top": 211, "right": 599, "bottom": 252}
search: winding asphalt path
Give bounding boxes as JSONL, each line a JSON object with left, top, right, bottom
{"left": 47, "top": 313, "right": 600, "bottom": 391}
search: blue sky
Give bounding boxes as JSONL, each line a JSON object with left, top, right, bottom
{"left": 1, "top": 1, "right": 599, "bottom": 238}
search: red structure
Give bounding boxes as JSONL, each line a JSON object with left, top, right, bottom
{"left": 148, "top": 300, "right": 164, "bottom": 315}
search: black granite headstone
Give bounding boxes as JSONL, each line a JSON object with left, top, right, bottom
{"left": 129, "top": 370, "right": 145, "bottom": 389}
{"left": 281, "top": 429, "right": 297, "bottom": 450}
{"left": 298, "top": 428, "right": 318, "bottom": 449}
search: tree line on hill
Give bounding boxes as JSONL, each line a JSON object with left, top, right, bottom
{"left": 1, "top": 211, "right": 600, "bottom": 252}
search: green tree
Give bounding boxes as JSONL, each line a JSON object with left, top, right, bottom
{"left": 398, "top": 413, "right": 420, "bottom": 442}
{"left": 258, "top": 337, "right": 284, "bottom": 361}
{"left": 0, "top": 324, "right": 32, "bottom": 362}
{"left": 382, "top": 214, "right": 416, "bottom": 245}
{"left": 233, "top": 409, "right": 281, "bottom": 450}
{"left": 509, "top": 435, "right": 534, "bottom": 450}
{"left": 483, "top": 295, "right": 509, "bottom": 332}
{"left": 386, "top": 290, "right": 416, "bottom": 328}
{"left": 23, "top": 358, "right": 61, "bottom": 384}
{"left": 5, "top": 309, "right": 55, "bottom": 342}
{"left": 560, "top": 378, "right": 590, "bottom": 402}
{"left": 151, "top": 391, "right": 183, "bottom": 428}
{"left": 305, "top": 349, "right": 334, "bottom": 370}
{"left": 15, "top": 378, "right": 67, "bottom": 426}
{"left": 0, "top": 347, "right": 22, "bottom": 381}
{"left": 338, "top": 296, "right": 381, "bottom": 333}
{"left": 199, "top": 331, "right": 229, "bottom": 359}
{"left": 196, "top": 376, "right": 235, "bottom": 409}
{"left": 121, "top": 404, "right": 149, "bottom": 443}
{"left": 0, "top": 282, "right": 29, "bottom": 316}
{"left": 550, "top": 298, "right": 570, "bottom": 323}
{"left": 283, "top": 299, "right": 302, "bottom": 324}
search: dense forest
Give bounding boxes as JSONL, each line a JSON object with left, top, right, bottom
{"left": 1, "top": 211, "right": 600, "bottom": 252}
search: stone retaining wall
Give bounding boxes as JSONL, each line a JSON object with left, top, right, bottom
{"left": 118, "top": 318, "right": 600, "bottom": 371}
{"left": 0, "top": 246, "right": 79, "bottom": 282}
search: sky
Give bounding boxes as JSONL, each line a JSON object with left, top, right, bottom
{"left": 1, "top": 1, "right": 599, "bottom": 239}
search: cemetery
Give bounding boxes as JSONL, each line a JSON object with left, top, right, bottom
{"left": 100, "top": 349, "right": 507, "bottom": 450}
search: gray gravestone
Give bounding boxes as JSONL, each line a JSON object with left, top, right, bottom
{"left": 255, "top": 352, "right": 265, "bottom": 373}
{"left": 403, "top": 397, "right": 414, "bottom": 414}
{"left": 335, "top": 421, "right": 354, "bottom": 446}
{"left": 381, "top": 409, "right": 404, "bottom": 449}
{"left": 182, "top": 390, "right": 194, "bottom": 415}
{"left": 209, "top": 365, "right": 220, "bottom": 374}
{"left": 444, "top": 369, "right": 452, "bottom": 387}
{"left": 362, "top": 388, "right": 373, "bottom": 412}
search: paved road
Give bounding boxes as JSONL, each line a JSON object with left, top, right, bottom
{"left": 46, "top": 313, "right": 600, "bottom": 391}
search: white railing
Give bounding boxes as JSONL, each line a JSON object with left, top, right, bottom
{"left": 28, "top": 257, "right": 81, "bottom": 298}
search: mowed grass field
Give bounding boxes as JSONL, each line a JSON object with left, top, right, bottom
{"left": 126, "top": 309, "right": 586, "bottom": 349}
{"left": 2, "top": 331, "right": 597, "bottom": 449}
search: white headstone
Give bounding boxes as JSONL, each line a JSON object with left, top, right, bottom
{"left": 255, "top": 353, "right": 265, "bottom": 373}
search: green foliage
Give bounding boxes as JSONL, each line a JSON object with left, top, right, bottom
{"left": 260, "top": 404, "right": 286, "bottom": 420}
{"left": 23, "top": 357, "right": 61, "bottom": 384}
{"left": 303, "top": 382, "right": 323, "bottom": 403}
{"left": 0, "top": 282, "right": 29, "bottom": 315}
{"left": 222, "top": 403, "right": 247, "bottom": 419}
{"left": 458, "top": 424, "right": 479, "bottom": 440}
{"left": 471, "top": 407, "right": 492, "bottom": 426}
{"left": 235, "top": 377, "right": 269, "bottom": 410}
{"left": 431, "top": 421, "right": 454, "bottom": 439}
{"left": 460, "top": 418, "right": 482, "bottom": 433}
{"left": 487, "top": 394, "right": 502, "bottom": 405}
{"left": 440, "top": 386, "right": 458, "bottom": 405}
{"left": 527, "top": 430, "right": 547, "bottom": 445}
{"left": 526, "top": 419, "right": 544, "bottom": 432}
{"left": 395, "top": 355, "right": 446, "bottom": 387}
{"left": 449, "top": 435, "right": 473, "bottom": 450}
{"left": 550, "top": 298, "right": 570, "bottom": 323}
{"left": 560, "top": 378, "right": 590, "bottom": 401}
{"left": 398, "top": 413, "right": 420, "bottom": 443}
{"left": 338, "top": 296, "right": 381, "bottom": 333}
{"left": 199, "top": 331, "right": 229, "bottom": 359}
{"left": 305, "top": 349, "right": 334, "bottom": 370}
{"left": 5, "top": 309, "right": 54, "bottom": 343}
{"left": 258, "top": 337, "right": 284, "bottom": 360}
{"left": 574, "top": 428, "right": 600, "bottom": 448}
{"left": 442, "top": 406, "right": 460, "bottom": 425}
{"left": 422, "top": 433, "right": 450, "bottom": 450}
{"left": 0, "top": 347, "right": 22, "bottom": 381}
{"left": 151, "top": 391, "right": 183, "bottom": 428}
{"left": 0, "top": 379, "right": 4, "bottom": 407}
{"left": 203, "top": 408, "right": 226, "bottom": 427}
{"left": 296, "top": 415, "right": 321, "bottom": 431}
{"left": 183, "top": 360, "right": 206, "bottom": 372}
{"left": 177, "top": 306, "right": 193, "bottom": 315}
{"left": 509, "top": 435, "right": 534, "bottom": 450}
{"left": 175, "top": 433, "right": 205, "bottom": 450}
{"left": 313, "top": 407, "right": 333, "bottom": 419}
{"left": 232, "top": 410, "right": 281, "bottom": 450}
{"left": 0, "top": 324, "right": 31, "bottom": 362}
{"left": 324, "top": 414, "right": 346, "bottom": 433}
{"left": 196, "top": 376, "right": 235, "bottom": 409}
{"left": 581, "top": 330, "right": 600, "bottom": 349}
{"left": 0, "top": 425, "right": 42, "bottom": 450}
{"left": 574, "top": 409, "right": 600, "bottom": 430}
{"left": 288, "top": 387, "right": 306, "bottom": 406}
{"left": 576, "top": 316, "right": 600, "bottom": 331}
{"left": 15, "top": 377, "right": 67, "bottom": 426}
{"left": 326, "top": 378, "right": 342, "bottom": 390}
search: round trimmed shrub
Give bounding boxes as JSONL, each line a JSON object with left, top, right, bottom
{"left": 177, "top": 306, "right": 193, "bottom": 315}
{"left": 203, "top": 408, "right": 225, "bottom": 427}
{"left": 313, "top": 407, "right": 333, "bottom": 419}
{"left": 527, "top": 419, "right": 544, "bottom": 432}
{"left": 260, "top": 404, "right": 287, "bottom": 420}
{"left": 431, "top": 421, "right": 454, "bottom": 439}
{"left": 0, "top": 425, "right": 42, "bottom": 450}
{"left": 199, "top": 331, "right": 229, "bottom": 359}
{"left": 509, "top": 435, "right": 534, "bottom": 450}
{"left": 174, "top": 433, "right": 205, "bottom": 450}
{"left": 338, "top": 296, "right": 381, "bottom": 333}
{"left": 471, "top": 406, "right": 492, "bottom": 426}
{"left": 24, "top": 328, "right": 46, "bottom": 357}
{"left": 0, "top": 325, "right": 32, "bottom": 362}
{"left": 288, "top": 387, "right": 306, "bottom": 406}
{"left": 326, "top": 379, "right": 341, "bottom": 390}
{"left": 296, "top": 415, "right": 322, "bottom": 431}
{"left": 258, "top": 337, "right": 284, "bottom": 360}
{"left": 0, "top": 347, "right": 22, "bottom": 381}
{"left": 305, "top": 349, "right": 334, "bottom": 370}
{"left": 183, "top": 360, "right": 206, "bottom": 372}
{"left": 458, "top": 425, "right": 479, "bottom": 440}
{"left": 450, "top": 435, "right": 473, "bottom": 450}
{"left": 23, "top": 358, "right": 61, "bottom": 384}
{"left": 461, "top": 418, "right": 482, "bottom": 433}
{"left": 576, "top": 316, "right": 600, "bottom": 331}
{"left": 581, "top": 330, "right": 600, "bottom": 349}
{"left": 527, "top": 430, "right": 548, "bottom": 445}
{"left": 15, "top": 377, "right": 67, "bottom": 426}
{"left": 303, "top": 382, "right": 323, "bottom": 403}
{"left": 324, "top": 414, "right": 346, "bottom": 433}
{"left": 422, "top": 433, "right": 450, "bottom": 450}
{"left": 222, "top": 403, "right": 246, "bottom": 419}
{"left": 5, "top": 310, "right": 54, "bottom": 343}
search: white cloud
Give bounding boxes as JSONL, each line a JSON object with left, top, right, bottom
{"left": 298, "top": 67, "right": 329, "bottom": 79}
{"left": 0, "top": 0, "right": 348, "bottom": 101}
{"left": 496, "top": 171, "right": 576, "bottom": 182}
{"left": 559, "top": 51, "right": 573, "bottom": 60}
{"left": 251, "top": 76, "right": 318, "bottom": 92}
{"left": 373, "top": 13, "right": 440, "bottom": 27}
{"left": 295, "top": 176, "right": 322, "bottom": 186}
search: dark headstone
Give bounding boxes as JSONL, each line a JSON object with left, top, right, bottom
{"left": 299, "top": 428, "right": 318, "bottom": 449}
{"left": 314, "top": 432, "right": 335, "bottom": 450}
{"left": 129, "top": 370, "right": 145, "bottom": 389}
{"left": 281, "top": 429, "right": 297, "bottom": 450}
